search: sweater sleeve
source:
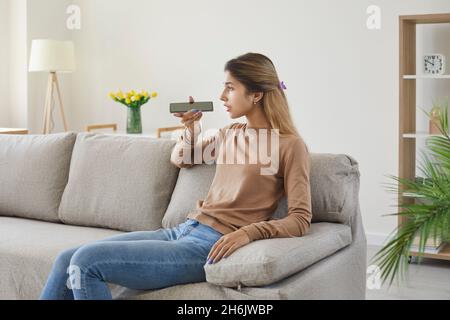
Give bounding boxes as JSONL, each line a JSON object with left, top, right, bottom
{"left": 170, "top": 121, "right": 238, "bottom": 169}
{"left": 240, "top": 138, "right": 313, "bottom": 241}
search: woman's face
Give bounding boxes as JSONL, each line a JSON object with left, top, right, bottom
{"left": 219, "top": 71, "right": 255, "bottom": 119}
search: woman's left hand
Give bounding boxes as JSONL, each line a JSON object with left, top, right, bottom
{"left": 207, "top": 229, "right": 250, "bottom": 264}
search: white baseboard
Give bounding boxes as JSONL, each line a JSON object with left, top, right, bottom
{"left": 365, "top": 232, "right": 390, "bottom": 246}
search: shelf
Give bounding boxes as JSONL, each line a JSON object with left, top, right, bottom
{"left": 0, "top": 128, "right": 29, "bottom": 134}
{"left": 400, "top": 13, "right": 450, "bottom": 24}
{"left": 402, "top": 132, "right": 445, "bottom": 138}
{"left": 409, "top": 243, "right": 450, "bottom": 261}
{"left": 398, "top": 13, "right": 450, "bottom": 264}
{"left": 401, "top": 192, "right": 426, "bottom": 198}
{"left": 403, "top": 75, "right": 450, "bottom": 79}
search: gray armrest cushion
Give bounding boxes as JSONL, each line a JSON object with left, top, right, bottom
{"left": 204, "top": 223, "right": 352, "bottom": 287}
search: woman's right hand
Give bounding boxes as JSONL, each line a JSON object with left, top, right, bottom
{"left": 173, "top": 96, "right": 203, "bottom": 134}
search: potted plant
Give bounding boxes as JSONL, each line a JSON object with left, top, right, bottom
{"left": 109, "top": 89, "right": 157, "bottom": 134}
{"left": 372, "top": 98, "right": 450, "bottom": 286}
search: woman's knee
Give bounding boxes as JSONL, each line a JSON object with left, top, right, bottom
{"left": 54, "top": 247, "right": 80, "bottom": 271}
{"left": 69, "top": 242, "right": 108, "bottom": 273}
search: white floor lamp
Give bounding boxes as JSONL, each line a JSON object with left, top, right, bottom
{"left": 29, "top": 39, "right": 76, "bottom": 134}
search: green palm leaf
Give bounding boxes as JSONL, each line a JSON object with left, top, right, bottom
{"left": 371, "top": 100, "right": 450, "bottom": 286}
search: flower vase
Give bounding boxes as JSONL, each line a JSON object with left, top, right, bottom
{"left": 127, "top": 106, "right": 142, "bottom": 134}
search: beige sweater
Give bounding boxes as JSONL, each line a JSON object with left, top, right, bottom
{"left": 170, "top": 122, "right": 312, "bottom": 242}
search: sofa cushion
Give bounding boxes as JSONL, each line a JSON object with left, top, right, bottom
{"left": 272, "top": 154, "right": 359, "bottom": 225}
{"left": 204, "top": 222, "right": 352, "bottom": 287}
{"left": 162, "top": 164, "right": 216, "bottom": 228}
{"left": 0, "top": 217, "right": 278, "bottom": 300}
{"left": 0, "top": 217, "right": 122, "bottom": 300}
{"left": 58, "top": 133, "right": 179, "bottom": 232}
{"left": 161, "top": 162, "right": 296, "bottom": 229}
{"left": 163, "top": 153, "right": 360, "bottom": 227}
{"left": 309, "top": 154, "right": 360, "bottom": 225}
{"left": 0, "top": 132, "right": 76, "bottom": 222}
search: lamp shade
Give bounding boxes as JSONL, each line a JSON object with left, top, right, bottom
{"left": 29, "top": 39, "right": 76, "bottom": 73}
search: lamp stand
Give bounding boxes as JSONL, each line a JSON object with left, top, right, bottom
{"left": 42, "top": 72, "right": 69, "bottom": 134}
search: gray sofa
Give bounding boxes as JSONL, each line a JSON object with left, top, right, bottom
{"left": 0, "top": 132, "right": 367, "bottom": 300}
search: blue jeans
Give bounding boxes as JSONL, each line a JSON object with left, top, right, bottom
{"left": 39, "top": 219, "right": 223, "bottom": 300}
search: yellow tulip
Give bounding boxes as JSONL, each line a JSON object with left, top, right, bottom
{"left": 109, "top": 92, "right": 116, "bottom": 99}
{"left": 142, "top": 91, "right": 148, "bottom": 98}
{"left": 117, "top": 91, "right": 124, "bottom": 99}
{"left": 125, "top": 98, "right": 131, "bottom": 104}
{"left": 151, "top": 92, "right": 157, "bottom": 98}
{"left": 126, "top": 92, "right": 133, "bottom": 98}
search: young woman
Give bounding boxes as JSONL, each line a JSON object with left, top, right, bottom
{"left": 40, "top": 52, "right": 312, "bottom": 300}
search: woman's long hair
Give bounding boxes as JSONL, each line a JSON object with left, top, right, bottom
{"left": 224, "top": 53, "right": 300, "bottom": 138}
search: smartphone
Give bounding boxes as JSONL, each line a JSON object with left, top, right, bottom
{"left": 170, "top": 101, "right": 214, "bottom": 113}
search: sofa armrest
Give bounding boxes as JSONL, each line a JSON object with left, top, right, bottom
{"left": 204, "top": 222, "right": 352, "bottom": 287}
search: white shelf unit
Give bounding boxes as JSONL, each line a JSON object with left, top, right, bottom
{"left": 402, "top": 132, "right": 446, "bottom": 138}
{"left": 399, "top": 13, "right": 450, "bottom": 261}
{"left": 403, "top": 74, "right": 450, "bottom": 79}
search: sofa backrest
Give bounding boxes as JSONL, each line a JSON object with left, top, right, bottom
{"left": 58, "top": 133, "right": 180, "bottom": 232}
{"left": 163, "top": 153, "right": 360, "bottom": 228}
{"left": 309, "top": 153, "right": 360, "bottom": 225}
{"left": 0, "top": 132, "right": 77, "bottom": 222}
{"left": 0, "top": 132, "right": 360, "bottom": 232}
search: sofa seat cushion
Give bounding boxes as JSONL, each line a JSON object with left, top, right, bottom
{"left": 0, "top": 217, "right": 122, "bottom": 300}
{"left": 204, "top": 222, "right": 352, "bottom": 287}
{"left": 58, "top": 133, "right": 179, "bottom": 232}
{"left": 0, "top": 132, "right": 77, "bottom": 222}
{"left": 0, "top": 217, "right": 281, "bottom": 300}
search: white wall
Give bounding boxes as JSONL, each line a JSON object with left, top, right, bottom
{"left": 65, "top": 0, "right": 450, "bottom": 240}
{"left": 27, "top": 0, "right": 72, "bottom": 134}
{"left": 0, "top": 0, "right": 10, "bottom": 126}
{"left": 8, "top": 0, "right": 27, "bottom": 128}
{"left": 5, "top": 0, "right": 450, "bottom": 241}
{"left": 0, "top": 0, "right": 71, "bottom": 131}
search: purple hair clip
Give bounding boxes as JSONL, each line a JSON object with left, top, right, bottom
{"left": 279, "top": 81, "right": 287, "bottom": 90}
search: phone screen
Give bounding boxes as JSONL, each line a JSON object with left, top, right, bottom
{"left": 170, "top": 101, "right": 214, "bottom": 113}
